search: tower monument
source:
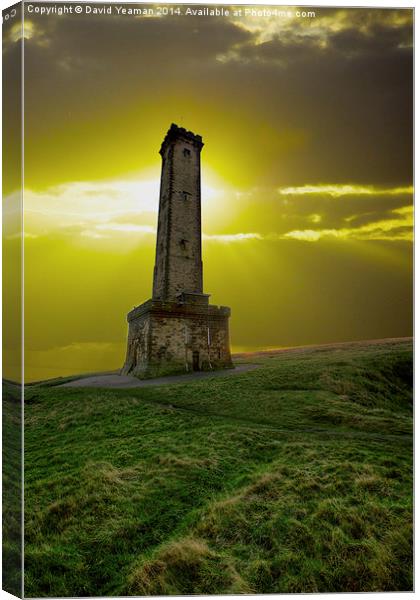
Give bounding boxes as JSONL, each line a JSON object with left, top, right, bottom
{"left": 122, "top": 124, "right": 232, "bottom": 378}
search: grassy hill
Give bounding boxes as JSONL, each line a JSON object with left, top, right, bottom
{"left": 21, "top": 338, "right": 412, "bottom": 596}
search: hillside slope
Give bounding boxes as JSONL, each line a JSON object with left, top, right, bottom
{"left": 23, "top": 338, "right": 413, "bottom": 596}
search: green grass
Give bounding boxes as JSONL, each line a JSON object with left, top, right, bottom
{"left": 23, "top": 338, "right": 413, "bottom": 596}
{"left": 3, "top": 381, "right": 22, "bottom": 597}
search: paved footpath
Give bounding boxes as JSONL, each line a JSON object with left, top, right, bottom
{"left": 60, "top": 364, "right": 259, "bottom": 389}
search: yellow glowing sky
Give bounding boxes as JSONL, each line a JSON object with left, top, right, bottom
{"left": 2, "top": 4, "right": 413, "bottom": 381}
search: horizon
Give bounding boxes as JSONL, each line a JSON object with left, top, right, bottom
{"left": 16, "top": 336, "right": 412, "bottom": 385}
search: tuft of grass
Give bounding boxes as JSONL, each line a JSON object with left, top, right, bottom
{"left": 128, "top": 537, "right": 252, "bottom": 596}
{"left": 24, "top": 339, "right": 412, "bottom": 596}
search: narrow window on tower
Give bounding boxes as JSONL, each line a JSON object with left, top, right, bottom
{"left": 182, "top": 191, "right": 190, "bottom": 201}
{"left": 183, "top": 148, "right": 191, "bottom": 157}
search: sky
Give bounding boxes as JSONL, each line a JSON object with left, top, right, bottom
{"left": 3, "top": 3, "right": 413, "bottom": 381}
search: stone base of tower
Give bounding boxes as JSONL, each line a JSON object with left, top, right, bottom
{"left": 122, "top": 298, "right": 233, "bottom": 379}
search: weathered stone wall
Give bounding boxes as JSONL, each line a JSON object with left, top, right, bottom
{"left": 153, "top": 126, "right": 203, "bottom": 301}
{"left": 122, "top": 299, "right": 232, "bottom": 378}
{"left": 122, "top": 310, "right": 151, "bottom": 377}
{"left": 152, "top": 150, "right": 171, "bottom": 300}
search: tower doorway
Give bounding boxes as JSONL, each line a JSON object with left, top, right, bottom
{"left": 192, "top": 350, "right": 200, "bottom": 371}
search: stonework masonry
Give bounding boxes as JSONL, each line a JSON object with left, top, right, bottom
{"left": 122, "top": 124, "right": 232, "bottom": 378}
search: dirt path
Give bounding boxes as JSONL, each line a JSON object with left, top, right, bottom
{"left": 60, "top": 363, "right": 260, "bottom": 388}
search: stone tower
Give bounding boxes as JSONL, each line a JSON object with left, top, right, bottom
{"left": 153, "top": 123, "right": 204, "bottom": 302}
{"left": 122, "top": 124, "right": 232, "bottom": 378}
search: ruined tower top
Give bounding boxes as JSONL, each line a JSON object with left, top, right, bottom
{"left": 160, "top": 123, "right": 204, "bottom": 156}
{"left": 153, "top": 124, "right": 206, "bottom": 302}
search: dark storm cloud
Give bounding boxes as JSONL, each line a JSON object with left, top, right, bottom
{"left": 16, "top": 4, "right": 412, "bottom": 192}
{"left": 220, "top": 187, "right": 412, "bottom": 239}
{"left": 24, "top": 10, "right": 251, "bottom": 74}
{"left": 220, "top": 11, "right": 412, "bottom": 187}
{"left": 281, "top": 192, "right": 411, "bottom": 228}
{"left": 22, "top": 10, "right": 251, "bottom": 122}
{"left": 328, "top": 24, "right": 412, "bottom": 57}
{"left": 238, "top": 21, "right": 412, "bottom": 65}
